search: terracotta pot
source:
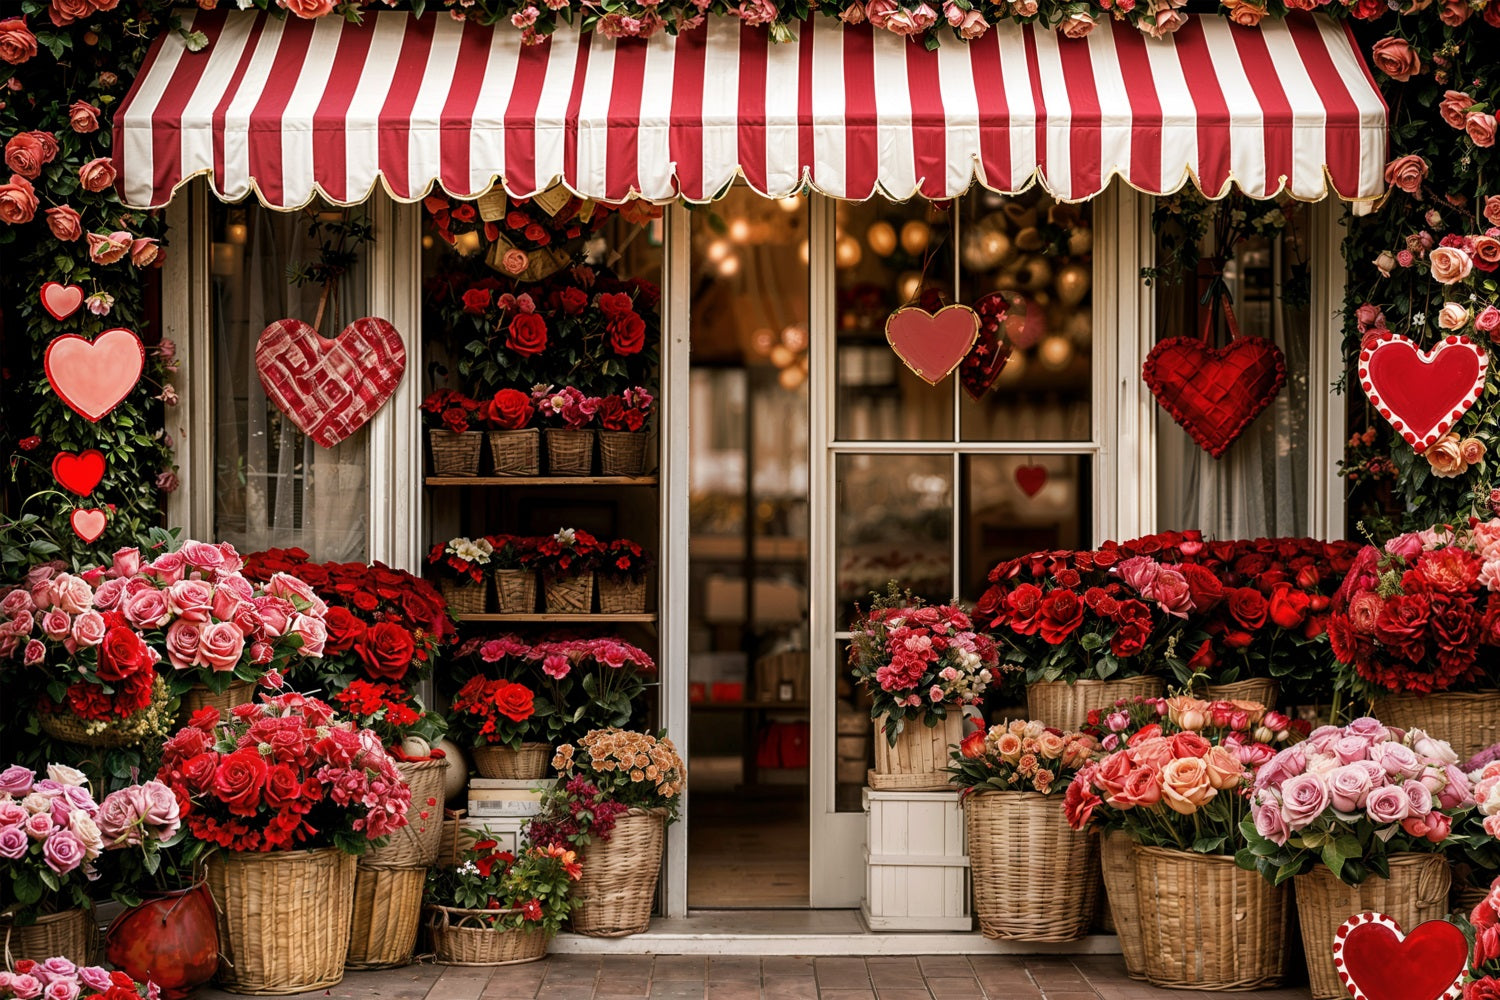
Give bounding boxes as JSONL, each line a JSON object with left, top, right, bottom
{"left": 106, "top": 884, "right": 220, "bottom": 1000}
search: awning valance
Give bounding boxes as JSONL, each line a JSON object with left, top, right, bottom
{"left": 114, "top": 9, "right": 1386, "bottom": 211}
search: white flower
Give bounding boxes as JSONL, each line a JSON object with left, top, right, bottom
{"left": 554, "top": 528, "right": 577, "bottom": 547}
{"left": 47, "top": 764, "right": 87, "bottom": 787}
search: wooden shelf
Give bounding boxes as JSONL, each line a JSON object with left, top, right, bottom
{"left": 454, "top": 612, "right": 658, "bottom": 623}
{"left": 426, "top": 475, "right": 658, "bottom": 487}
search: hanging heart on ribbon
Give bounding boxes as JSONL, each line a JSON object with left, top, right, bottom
{"left": 1000, "top": 294, "right": 1045, "bottom": 352}
{"left": 1015, "top": 464, "right": 1048, "bottom": 498}
{"left": 44, "top": 328, "right": 145, "bottom": 422}
{"left": 1358, "top": 331, "right": 1487, "bottom": 454}
{"left": 255, "top": 316, "right": 407, "bottom": 448}
{"left": 70, "top": 507, "right": 107, "bottom": 544}
{"left": 40, "top": 282, "right": 85, "bottom": 321}
{"left": 960, "top": 292, "right": 1015, "bottom": 401}
{"left": 52, "top": 449, "right": 106, "bottom": 496}
{"left": 1332, "top": 913, "right": 1466, "bottom": 1000}
{"left": 885, "top": 305, "right": 980, "bottom": 386}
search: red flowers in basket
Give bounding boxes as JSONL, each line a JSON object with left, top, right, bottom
{"left": 598, "top": 387, "right": 654, "bottom": 432}
{"left": 450, "top": 675, "right": 538, "bottom": 749}
{"left": 421, "top": 388, "right": 484, "bottom": 434}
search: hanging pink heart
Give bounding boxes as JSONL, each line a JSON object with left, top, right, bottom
{"left": 70, "top": 508, "right": 107, "bottom": 544}
{"left": 45, "top": 328, "right": 145, "bottom": 422}
{"left": 1359, "top": 331, "right": 1487, "bottom": 453}
{"left": 960, "top": 292, "right": 1015, "bottom": 401}
{"left": 255, "top": 316, "right": 407, "bottom": 449}
{"left": 885, "top": 305, "right": 980, "bottom": 386}
{"left": 40, "top": 282, "right": 85, "bottom": 321}
{"left": 1332, "top": 913, "right": 1466, "bottom": 1000}
{"left": 52, "top": 449, "right": 106, "bottom": 496}
{"left": 1015, "top": 464, "right": 1048, "bottom": 498}
{"left": 1001, "top": 295, "right": 1046, "bottom": 351}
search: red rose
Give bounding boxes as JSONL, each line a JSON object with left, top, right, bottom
{"left": 608, "top": 312, "right": 646, "bottom": 355}
{"left": 1005, "top": 584, "right": 1044, "bottom": 636}
{"left": 597, "top": 292, "right": 633, "bottom": 318}
{"left": 494, "top": 681, "right": 534, "bottom": 722}
{"left": 523, "top": 223, "right": 549, "bottom": 244}
{"left": 1037, "top": 590, "right": 1085, "bottom": 645}
{"left": 1373, "top": 593, "right": 1431, "bottom": 662}
{"left": 959, "top": 729, "right": 986, "bottom": 759}
{"left": 263, "top": 763, "right": 302, "bottom": 809}
{"left": 506, "top": 313, "right": 548, "bottom": 357}
{"left": 180, "top": 752, "right": 219, "bottom": 794}
{"left": 505, "top": 210, "right": 529, "bottom": 230}
{"left": 1187, "top": 640, "right": 1215, "bottom": 671}
{"left": 213, "top": 748, "right": 268, "bottom": 817}
{"left": 323, "top": 607, "right": 367, "bottom": 654}
{"left": 1109, "top": 617, "right": 1150, "bottom": 658}
{"left": 0, "top": 174, "right": 38, "bottom": 225}
{"left": 357, "top": 622, "right": 416, "bottom": 681}
{"left": 556, "top": 287, "right": 587, "bottom": 315}
{"left": 487, "top": 388, "right": 534, "bottom": 430}
{"left": 4, "top": 132, "right": 49, "bottom": 179}
{"left": 1267, "top": 583, "right": 1310, "bottom": 629}
{"left": 441, "top": 407, "right": 470, "bottom": 434}
{"left": 452, "top": 203, "right": 476, "bottom": 222}
{"left": 95, "top": 625, "right": 151, "bottom": 681}
{"left": 1170, "top": 732, "right": 1210, "bottom": 759}
{"left": 1226, "top": 588, "right": 1267, "bottom": 630}
{"left": 462, "top": 287, "right": 493, "bottom": 314}
{"left": 1180, "top": 563, "right": 1224, "bottom": 612}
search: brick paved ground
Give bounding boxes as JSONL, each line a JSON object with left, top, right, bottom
{"left": 200, "top": 955, "right": 1316, "bottom": 1000}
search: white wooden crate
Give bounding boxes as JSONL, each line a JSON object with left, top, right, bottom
{"left": 453, "top": 816, "right": 530, "bottom": 856}
{"left": 861, "top": 788, "right": 972, "bottom": 932}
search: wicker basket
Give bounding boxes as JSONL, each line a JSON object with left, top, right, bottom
{"left": 487, "top": 428, "right": 541, "bottom": 477}
{"left": 598, "top": 577, "right": 647, "bottom": 615}
{"left": 206, "top": 847, "right": 357, "bottom": 995}
{"left": 1026, "top": 676, "right": 1166, "bottom": 733}
{"left": 1133, "top": 845, "right": 1290, "bottom": 990}
{"left": 543, "top": 574, "right": 594, "bottom": 614}
{"left": 364, "top": 758, "right": 450, "bottom": 866}
{"left": 180, "top": 680, "right": 257, "bottom": 722}
{"left": 494, "top": 570, "right": 538, "bottom": 614}
{"left": 598, "top": 431, "right": 647, "bottom": 476}
{"left": 38, "top": 675, "right": 171, "bottom": 748}
{"left": 1453, "top": 882, "right": 1490, "bottom": 918}
{"left": 438, "top": 814, "right": 465, "bottom": 868}
{"left": 570, "top": 808, "right": 666, "bottom": 938}
{"left": 870, "top": 711, "right": 965, "bottom": 791}
{"left": 429, "top": 429, "right": 483, "bottom": 477}
{"left": 964, "top": 790, "right": 1098, "bottom": 942}
{"left": 1295, "top": 853, "right": 1451, "bottom": 1000}
{"left": 1202, "top": 678, "right": 1280, "bottom": 709}
{"left": 1100, "top": 831, "right": 1147, "bottom": 980}
{"left": 427, "top": 906, "right": 551, "bottom": 965}
{"left": 472, "top": 743, "right": 551, "bottom": 780}
{"left": 346, "top": 865, "right": 426, "bottom": 970}
{"left": 545, "top": 428, "right": 595, "bottom": 475}
{"left": 439, "top": 578, "right": 487, "bottom": 617}
{"left": 1, "top": 907, "right": 97, "bottom": 968}
{"left": 1370, "top": 690, "right": 1500, "bottom": 763}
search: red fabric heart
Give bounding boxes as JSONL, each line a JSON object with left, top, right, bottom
{"left": 886, "top": 305, "right": 980, "bottom": 385}
{"left": 44, "top": 328, "right": 145, "bottom": 423}
{"left": 255, "top": 317, "right": 407, "bottom": 449}
{"left": 40, "top": 282, "right": 85, "bottom": 321}
{"left": 70, "top": 508, "right": 107, "bottom": 544}
{"left": 1015, "top": 465, "right": 1047, "bottom": 498}
{"left": 960, "top": 292, "right": 1015, "bottom": 401}
{"left": 1334, "top": 914, "right": 1466, "bottom": 1000}
{"left": 1358, "top": 332, "right": 1488, "bottom": 453}
{"left": 52, "top": 449, "right": 106, "bottom": 496}
{"left": 1143, "top": 335, "right": 1288, "bottom": 459}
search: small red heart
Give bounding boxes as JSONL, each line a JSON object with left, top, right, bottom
{"left": 1143, "top": 336, "right": 1288, "bottom": 459}
{"left": 70, "top": 508, "right": 107, "bottom": 543}
{"left": 960, "top": 292, "right": 1015, "bottom": 401}
{"left": 1016, "top": 465, "right": 1048, "bottom": 498}
{"left": 885, "top": 305, "right": 980, "bottom": 385}
{"left": 255, "top": 316, "right": 407, "bottom": 448}
{"left": 40, "top": 282, "right": 85, "bottom": 321}
{"left": 52, "top": 449, "right": 106, "bottom": 496}
{"left": 1359, "top": 332, "right": 1487, "bottom": 454}
{"left": 1334, "top": 914, "right": 1466, "bottom": 1000}
{"left": 45, "top": 328, "right": 145, "bottom": 422}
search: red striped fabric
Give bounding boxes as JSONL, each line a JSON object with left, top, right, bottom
{"left": 114, "top": 9, "right": 1388, "bottom": 211}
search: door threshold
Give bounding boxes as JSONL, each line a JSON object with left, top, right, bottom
{"left": 552, "top": 910, "right": 1123, "bottom": 956}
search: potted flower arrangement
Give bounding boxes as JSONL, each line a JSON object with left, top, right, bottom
{"left": 449, "top": 673, "right": 545, "bottom": 780}
{"left": 424, "top": 840, "right": 581, "bottom": 965}
{"left": 426, "top": 535, "right": 494, "bottom": 616}
{"left": 485, "top": 387, "right": 539, "bottom": 477}
{"left": 525, "top": 528, "right": 603, "bottom": 614}
{"left": 848, "top": 586, "right": 1002, "bottom": 790}
{"left": 1467, "top": 878, "right": 1500, "bottom": 1000}
{"left": 155, "top": 692, "right": 412, "bottom": 994}
{"left": 1456, "top": 755, "right": 1500, "bottom": 913}
{"left": 597, "top": 386, "right": 654, "bottom": 476}
{"left": 422, "top": 388, "right": 485, "bottom": 477}
{"left": 486, "top": 535, "right": 538, "bottom": 614}
{"left": 1238, "top": 719, "right": 1472, "bottom": 999}
{"left": 532, "top": 386, "right": 601, "bottom": 475}
{"left": 528, "top": 728, "right": 684, "bottom": 937}
{"left": 946, "top": 720, "right": 1099, "bottom": 942}
{"left": 0, "top": 962, "right": 155, "bottom": 1000}
{"left": 597, "top": 538, "right": 652, "bottom": 615}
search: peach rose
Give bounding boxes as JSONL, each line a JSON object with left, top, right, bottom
{"left": 1161, "top": 757, "right": 1216, "bottom": 815}
{"left": 1223, "top": 0, "right": 1265, "bottom": 25}
{"left": 3, "top": 132, "right": 50, "bottom": 179}
{"left": 1430, "top": 245, "right": 1474, "bottom": 283}
{"left": 1461, "top": 437, "right": 1487, "bottom": 465}
{"left": 68, "top": 101, "right": 100, "bottom": 134}
{"left": 130, "top": 237, "right": 158, "bottom": 267}
{"left": 1141, "top": 0, "right": 1189, "bottom": 37}
{"left": 1439, "top": 301, "right": 1471, "bottom": 330}
{"left": 0, "top": 173, "right": 37, "bottom": 225}
{"left": 86, "top": 230, "right": 131, "bottom": 265}
{"left": 954, "top": 6, "right": 989, "bottom": 37}
{"left": 78, "top": 157, "right": 116, "bottom": 193}
{"left": 1486, "top": 196, "right": 1500, "bottom": 228}
{"left": 1036, "top": 732, "right": 1066, "bottom": 759}
{"left": 1467, "top": 112, "right": 1497, "bottom": 148}
{"left": 1439, "top": 0, "right": 1469, "bottom": 24}
{"left": 1439, "top": 90, "right": 1474, "bottom": 128}
{"left": 282, "top": 0, "right": 336, "bottom": 15}
{"left": 45, "top": 205, "right": 80, "bottom": 241}
{"left": 1475, "top": 236, "right": 1500, "bottom": 271}
{"left": 1165, "top": 695, "right": 1209, "bottom": 732}
{"left": 0, "top": 17, "right": 37, "bottom": 65}
{"left": 1203, "top": 745, "right": 1244, "bottom": 790}
{"left": 1370, "top": 36, "right": 1421, "bottom": 81}
{"left": 1060, "top": 12, "right": 1096, "bottom": 35}
{"left": 1426, "top": 432, "right": 1467, "bottom": 478}
{"left": 839, "top": 2, "right": 867, "bottom": 22}
{"left": 501, "top": 248, "right": 529, "bottom": 275}
{"left": 1384, "top": 154, "right": 1428, "bottom": 195}
{"left": 48, "top": 0, "right": 93, "bottom": 27}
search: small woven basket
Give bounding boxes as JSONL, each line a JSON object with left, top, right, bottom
{"left": 471, "top": 743, "right": 551, "bottom": 780}
{"left": 569, "top": 808, "right": 666, "bottom": 938}
{"left": 38, "top": 675, "right": 171, "bottom": 748}
{"left": 1295, "top": 853, "right": 1451, "bottom": 1000}
{"left": 427, "top": 906, "right": 551, "bottom": 965}
{"left": 440, "top": 578, "right": 488, "bottom": 617}
{"left": 598, "top": 431, "right": 647, "bottom": 476}
{"left": 543, "top": 574, "right": 594, "bottom": 615}
{"left": 364, "top": 758, "right": 449, "bottom": 867}
{"left": 1100, "top": 831, "right": 1147, "bottom": 980}
{"left": 964, "top": 790, "right": 1098, "bottom": 943}
{"left": 429, "top": 429, "right": 483, "bottom": 477}
{"left": 179, "top": 680, "right": 257, "bottom": 723}
{"left": 206, "top": 847, "right": 357, "bottom": 996}
{"left": 598, "top": 577, "right": 647, "bottom": 615}
{"left": 346, "top": 865, "right": 426, "bottom": 970}
{"left": 1025, "top": 676, "right": 1165, "bottom": 734}
{"left": 1370, "top": 690, "right": 1500, "bottom": 763}
{"left": 2, "top": 907, "right": 98, "bottom": 968}
{"left": 494, "top": 570, "right": 538, "bottom": 614}
{"left": 545, "top": 428, "right": 595, "bottom": 476}
{"left": 487, "top": 428, "right": 540, "bottom": 477}
{"left": 1133, "top": 845, "right": 1290, "bottom": 991}
{"left": 870, "top": 711, "right": 965, "bottom": 791}
{"left": 1201, "top": 678, "right": 1280, "bottom": 708}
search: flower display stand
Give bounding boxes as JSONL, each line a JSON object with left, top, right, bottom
{"left": 861, "top": 788, "right": 971, "bottom": 932}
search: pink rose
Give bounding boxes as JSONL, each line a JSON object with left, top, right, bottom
{"left": 130, "top": 237, "right": 159, "bottom": 267}
{"left": 1403, "top": 779, "right": 1433, "bottom": 816}
{"left": 87, "top": 231, "right": 132, "bottom": 266}
{"left": 1430, "top": 246, "right": 1474, "bottom": 284}
{"left": 43, "top": 205, "right": 81, "bottom": 243}
{"left": 864, "top": 0, "right": 899, "bottom": 27}
{"left": 163, "top": 619, "right": 201, "bottom": 670}
{"left": 264, "top": 572, "right": 327, "bottom": 616}
{"left": 121, "top": 587, "right": 169, "bottom": 629}
{"left": 77, "top": 157, "right": 116, "bottom": 193}
{"left": 953, "top": 4, "right": 988, "bottom": 35}
{"left": 0, "top": 174, "right": 37, "bottom": 225}
{"left": 287, "top": 613, "right": 327, "bottom": 657}
{"left": 1440, "top": 90, "right": 1474, "bottom": 129}
{"left": 1060, "top": 12, "right": 1096, "bottom": 36}
{"left": 24, "top": 811, "right": 54, "bottom": 839}
{"left": 179, "top": 540, "right": 225, "bottom": 572}
{"left": 1370, "top": 36, "right": 1421, "bottom": 81}
{"left": 43, "top": 978, "right": 78, "bottom": 1000}
{"left": 195, "top": 621, "right": 245, "bottom": 672}
{"left": 22, "top": 639, "right": 44, "bottom": 666}
{"left": 76, "top": 970, "right": 110, "bottom": 995}
{"left": 146, "top": 551, "right": 186, "bottom": 583}
{"left": 1279, "top": 772, "right": 1329, "bottom": 829}
{"left": 253, "top": 596, "right": 294, "bottom": 637}
{"left": 1439, "top": 0, "right": 1469, "bottom": 24}
{"left": 1328, "top": 763, "right": 1374, "bottom": 812}
{"left": 1150, "top": 568, "right": 1194, "bottom": 618}
{"left": 50, "top": 574, "right": 93, "bottom": 615}
{"left": 0, "top": 824, "right": 27, "bottom": 859}
{"left": 1477, "top": 306, "right": 1500, "bottom": 335}
{"left": 42, "top": 829, "right": 83, "bottom": 873}
{"left": 0, "top": 766, "right": 33, "bottom": 796}
{"left": 1252, "top": 798, "right": 1290, "bottom": 845}
{"left": 9, "top": 976, "right": 40, "bottom": 1000}
{"left": 283, "top": 0, "right": 336, "bottom": 14}
{"left": 1468, "top": 112, "right": 1497, "bottom": 148}
{"left": 41, "top": 609, "right": 71, "bottom": 640}
{"left": 92, "top": 577, "right": 128, "bottom": 612}
{"left": 1486, "top": 197, "right": 1500, "bottom": 228}
{"left": 166, "top": 579, "right": 214, "bottom": 621}
{"left": 111, "top": 548, "right": 141, "bottom": 578}
{"left": 1384, "top": 154, "right": 1428, "bottom": 195}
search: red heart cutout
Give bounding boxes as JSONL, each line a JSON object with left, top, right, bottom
{"left": 961, "top": 292, "right": 1015, "bottom": 401}
{"left": 45, "top": 328, "right": 145, "bottom": 423}
{"left": 52, "top": 449, "right": 106, "bottom": 496}
{"left": 40, "top": 282, "right": 85, "bottom": 321}
{"left": 885, "top": 305, "right": 980, "bottom": 385}
{"left": 1143, "top": 336, "right": 1288, "bottom": 459}
{"left": 1359, "top": 332, "right": 1487, "bottom": 453}
{"left": 255, "top": 317, "right": 407, "bottom": 448}
{"left": 1016, "top": 464, "right": 1048, "bottom": 498}
{"left": 70, "top": 508, "right": 107, "bottom": 544}
{"left": 1333, "top": 913, "right": 1466, "bottom": 1000}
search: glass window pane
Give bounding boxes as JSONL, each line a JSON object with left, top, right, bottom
{"left": 960, "top": 454, "right": 1092, "bottom": 600}
{"left": 836, "top": 453, "right": 953, "bottom": 629}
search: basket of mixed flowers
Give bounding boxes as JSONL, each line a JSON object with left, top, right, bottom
{"left": 426, "top": 839, "right": 581, "bottom": 965}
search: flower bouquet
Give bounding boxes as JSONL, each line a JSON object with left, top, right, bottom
{"left": 947, "top": 720, "right": 1099, "bottom": 942}
{"left": 525, "top": 529, "right": 603, "bottom": 614}
{"left": 424, "top": 840, "right": 581, "bottom": 965}
{"left": 468, "top": 634, "right": 655, "bottom": 744}
{"left": 450, "top": 674, "right": 546, "bottom": 779}
{"left": 532, "top": 386, "right": 601, "bottom": 475}
{"left": 485, "top": 387, "right": 540, "bottom": 476}
{"left": 0, "top": 763, "right": 106, "bottom": 952}
{"left": 597, "top": 538, "right": 652, "bottom": 614}
{"left": 597, "top": 386, "right": 655, "bottom": 475}
{"left": 427, "top": 536, "right": 495, "bottom": 616}
{"left": 422, "top": 388, "right": 485, "bottom": 476}
{"left": 0, "top": 963, "right": 153, "bottom": 1000}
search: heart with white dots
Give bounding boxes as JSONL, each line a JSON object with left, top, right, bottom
{"left": 1358, "top": 331, "right": 1487, "bottom": 454}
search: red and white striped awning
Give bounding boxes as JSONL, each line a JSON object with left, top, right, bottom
{"left": 115, "top": 8, "right": 1386, "bottom": 211}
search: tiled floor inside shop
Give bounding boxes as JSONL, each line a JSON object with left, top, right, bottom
{"left": 196, "top": 955, "right": 1315, "bottom": 1000}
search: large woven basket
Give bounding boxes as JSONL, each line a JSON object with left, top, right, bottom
{"left": 364, "top": 758, "right": 449, "bottom": 866}
{"left": 1026, "top": 676, "right": 1165, "bottom": 733}
{"left": 346, "top": 865, "right": 426, "bottom": 970}
{"left": 870, "top": 711, "right": 965, "bottom": 791}
{"left": 494, "top": 570, "right": 538, "bottom": 614}
{"left": 2, "top": 907, "right": 97, "bottom": 968}
{"left": 439, "top": 578, "right": 487, "bottom": 617}
{"left": 544, "top": 574, "right": 594, "bottom": 614}
{"left": 1370, "top": 690, "right": 1500, "bottom": 763}
{"left": 1133, "top": 845, "right": 1290, "bottom": 990}
{"left": 1295, "top": 853, "right": 1450, "bottom": 1000}
{"left": 1100, "top": 831, "right": 1146, "bottom": 980}
{"left": 179, "top": 680, "right": 258, "bottom": 723}
{"left": 598, "top": 577, "right": 647, "bottom": 615}
{"left": 472, "top": 743, "right": 551, "bottom": 780}
{"left": 38, "top": 675, "right": 170, "bottom": 748}
{"left": 545, "top": 428, "right": 595, "bottom": 475}
{"left": 206, "top": 847, "right": 357, "bottom": 995}
{"left": 487, "top": 428, "right": 540, "bottom": 477}
{"left": 598, "top": 430, "right": 647, "bottom": 476}
{"left": 570, "top": 808, "right": 666, "bottom": 937}
{"left": 429, "top": 429, "right": 483, "bottom": 477}
{"left": 1202, "top": 678, "right": 1280, "bottom": 709}
{"left": 964, "top": 790, "right": 1098, "bottom": 942}
{"left": 427, "top": 906, "right": 551, "bottom": 965}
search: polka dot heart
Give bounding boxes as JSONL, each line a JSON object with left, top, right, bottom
{"left": 1332, "top": 912, "right": 1466, "bottom": 1000}
{"left": 1358, "top": 331, "right": 1487, "bottom": 454}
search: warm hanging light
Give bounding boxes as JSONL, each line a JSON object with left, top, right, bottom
{"left": 778, "top": 195, "right": 802, "bottom": 213}
{"left": 770, "top": 345, "right": 795, "bottom": 368}
{"left": 729, "top": 218, "right": 751, "bottom": 241}
{"left": 718, "top": 255, "right": 741, "bottom": 277}
{"left": 778, "top": 365, "right": 806, "bottom": 389}
{"left": 798, "top": 240, "right": 810, "bottom": 265}
{"left": 225, "top": 222, "right": 248, "bottom": 246}
{"left": 1039, "top": 334, "right": 1074, "bottom": 371}
{"left": 751, "top": 328, "right": 777, "bottom": 356}
{"left": 781, "top": 325, "right": 808, "bottom": 352}
{"left": 866, "top": 221, "right": 897, "bottom": 257}
{"left": 835, "top": 234, "right": 863, "bottom": 269}
{"left": 899, "top": 220, "right": 931, "bottom": 255}
{"left": 707, "top": 238, "right": 731, "bottom": 262}
{"left": 897, "top": 271, "right": 923, "bottom": 304}
{"left": 421, "top": 235, "right": 435, "bottom": 250}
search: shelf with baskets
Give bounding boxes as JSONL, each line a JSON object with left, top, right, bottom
{"left": 426, "top": 476, "right": 658, "bottom": 487}
{"left": 453, "top": 613, "right": 658, "bottom": 623}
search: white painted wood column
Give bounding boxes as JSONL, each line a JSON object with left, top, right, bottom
{"left": 164, "top": 183, "right": 215, "bottom": 538}
{"left": 1306, "top": 201, "right": 1349, "bottom": 541}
